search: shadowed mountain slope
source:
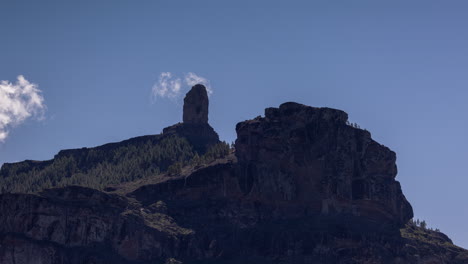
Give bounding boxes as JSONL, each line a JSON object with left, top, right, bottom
{"left": 0, "top": 85, "right": 220, "bottom": 193}
{"left": 0, "top": 85, "right": 466, "bottom": 264}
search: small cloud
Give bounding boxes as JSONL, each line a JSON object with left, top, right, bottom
{"left": 0, "top": 131, "right": 7, "bottom": 142}
{"left": 184, "top": 72, "right": 213, "bottom": 95}
{"left": 0, "top": 75, "right": 46, "bottom": 142}
{"left": 152, "top": 72, "right": 213, "bottom": 101}
{"left": 151, "top": 72, "right": 182, "bottom": 100}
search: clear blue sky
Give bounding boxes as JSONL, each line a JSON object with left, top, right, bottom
{"left": 0, "top": 0, "right": 467, "bottom": 248}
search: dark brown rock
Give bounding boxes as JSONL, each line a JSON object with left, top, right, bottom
{"left": 183, "top": 84, "right": 208, "bottom": 124}
{"left": 235, "top": 102, "right": 413, "bottom": 230}
{"left": 0, "top": 101, "right": 466, "bottom": 264}
{"left": 0, "top": 186, "right": 196, "bottom": 264}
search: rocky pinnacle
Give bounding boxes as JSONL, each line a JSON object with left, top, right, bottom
{"left": 183, "top": 84, "right": 209, "bottom": 124}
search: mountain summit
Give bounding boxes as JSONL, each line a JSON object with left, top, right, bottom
{"left": 183, "top": 84, "right": 209, "bottom": 124}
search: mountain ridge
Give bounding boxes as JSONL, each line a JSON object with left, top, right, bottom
{"left": 0, "top": 85, "right": 466, "bottom": 263}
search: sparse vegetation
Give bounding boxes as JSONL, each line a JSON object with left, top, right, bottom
{"left": 401, "top": 218, "right": 459, "bottom": 251}
{"left": 408, "top": 218, "right": 439, "bottom": 232}
{"left": 346, "top": 120, "right": 361, "bottom": 129}
{"left": 187, "top": 141, "right": 231, "bottom": 168}
{"left": 0, "top": 136, "right": 232, "bottom": 193}
{"left": 201, "top": 141, "right": 231, "bottom": 161}
{"left": 167, "top": 162, "right": 183, "bottom": 176}
{"left": 0, "top": 136, "right": 185, "bottom": 193}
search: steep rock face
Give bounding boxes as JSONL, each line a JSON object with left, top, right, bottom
{"left": 235, "top": 102, "right": 413, "bottom": 231}
{"left": 183, "top": 84, "right": 209, "bottom": 124}
{"left": 0, "top": 186, "right": 196, "bottom": 264}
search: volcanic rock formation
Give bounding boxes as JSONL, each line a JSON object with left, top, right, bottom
{"left": 235, "top": 102, "right": 413, "bottom": 230}
{"left": 163, "top": 84, "right": 219, "bottom": 153}
{"left": 183, "top": 84, "right": 209, "bottom": 124}
{"left": 0, "top": 84, "right": 219, "bottom": 194}
{"left": 0, "top": 93, "right": 466, "bottom": 264}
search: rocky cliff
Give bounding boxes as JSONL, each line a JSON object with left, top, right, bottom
{"left": 0, "top": 86, "right": 466, "bottom": 264}
{"left": 235, "top": 102, "right": 412, "bottom": 231}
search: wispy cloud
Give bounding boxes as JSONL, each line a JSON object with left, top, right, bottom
{"left": 184, "top": 72, "right": 213, "bottom": 95}
{"left": 152, "top": 72, "right": 212, "bottom": 101}
{"left": 0, "top": 75, "right": 46, "bottom": 142}
{"left": 151, "top": 72, "right": 182, "bottom": 100}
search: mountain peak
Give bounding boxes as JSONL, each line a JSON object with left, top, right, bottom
{"left": 183, "top": 84, "right": 209, "bottom": 124}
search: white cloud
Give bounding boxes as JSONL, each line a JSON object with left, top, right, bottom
{"left": 184, "top": 72, "right": 213, "bottom": 95}
{"left": 0, "top": 75, "right": 45, "bottom": 142}
{"left": 152, "top": 72, "right": 213, "bottom": 101}
{"left": 151, "top": 72, "right": 182, "bottom": 100}
{"left": 0, "top": 131, "right": 7, "bottom": 142}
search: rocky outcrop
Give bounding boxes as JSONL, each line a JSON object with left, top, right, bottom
{"left": 0, "top": 85, "right": 220, "bottom": 194}
{"left": 235, "top": 102, "right": 413, "bottom": 231}
{"left": 183, "top": 84, "right": 209, "bottom": 124}
{"left": 0, "top": 101, "right": 466, "bottom": 264}
{"left": 126, "top": 102, "right": 417, "bottom": 262}
{"left": 163, "top": 85, "right": 219, "bottom": 153}
{"left": 162, "top": 123, "right": 219, "bottom": 154}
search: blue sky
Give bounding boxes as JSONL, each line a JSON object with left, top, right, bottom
{"left": 0, "top": 0, "right": 467, "bottom": 247}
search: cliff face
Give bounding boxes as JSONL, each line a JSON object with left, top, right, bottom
{"left": 235, "top": 102, "right": 412, "bottom": 231}
{"left": 0, "top": 186, "right": 196, "bottom": 264}
{"left": 0, "top": 92, "right": 466, "bottom": 263}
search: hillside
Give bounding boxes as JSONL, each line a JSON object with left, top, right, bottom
{"left": 0, "top": 85, "right": 466, "bottom": 264}
{"left": 0, "top": 85, "right": 223, "bottom": 193}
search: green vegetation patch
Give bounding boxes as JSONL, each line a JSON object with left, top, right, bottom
{"left": 0, "top": 134, "right": 231, "bottom": 194}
